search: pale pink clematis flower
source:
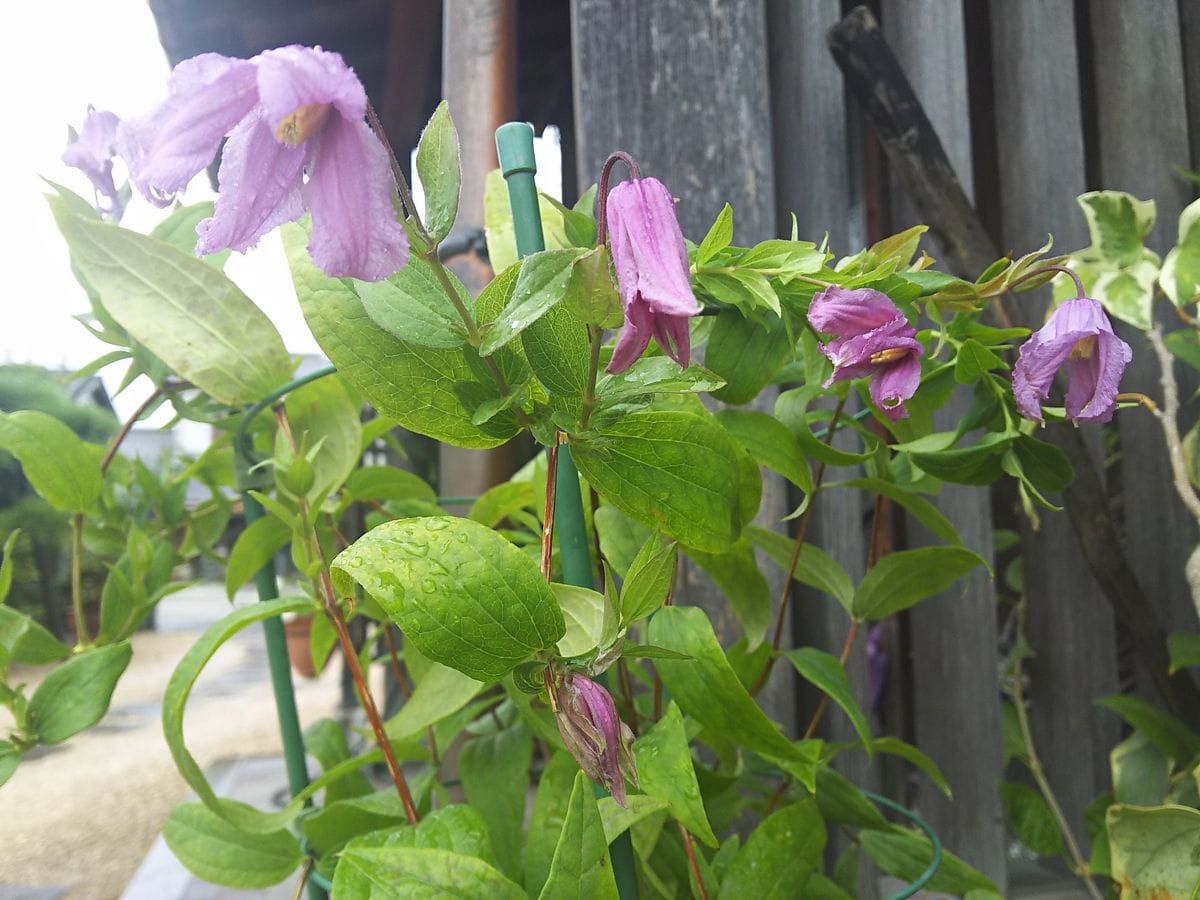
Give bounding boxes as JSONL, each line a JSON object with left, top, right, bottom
{"left": 605, "top": 177, "right": 701, "bottom": 373}
{"left": 117, "top": 45, "right": 407, "bottom": 281}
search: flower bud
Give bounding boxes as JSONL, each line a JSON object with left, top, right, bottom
{"left": 554, "top": 671, "right": 638, "bottom": 805}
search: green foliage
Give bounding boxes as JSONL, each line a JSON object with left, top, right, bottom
{"left": 163, "top": 801, "right": 302, "bottom": 888}
{"left": 1106, "top": 805, "right": 1200, "bottom": 898}
{"left": 538, "top": 771, "right": 620, "bottom": 900}
{"left": 415, "top": 101, "right": 461, "bottom": 244}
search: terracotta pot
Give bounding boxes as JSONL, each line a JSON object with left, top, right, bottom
{"left": 284, "top": 614, "right": 317, "bottom": 679}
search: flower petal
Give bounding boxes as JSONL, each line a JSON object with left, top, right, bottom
{"left": 254, "top": 45, "right": 367, "bottom": 130}
{"left": 823, "top": 316, "right": 921, "bottom": 381}
{"left": 118, "top": 54, "right": 259, "bottom": 206}
{"left": 606, "top": 295, "right": 655, "bottom": 373}
{"left": 195, "top": 113, "right": 306, "bottom": 255}
{"left": 869, "top": 353, "right": 921, "bottom": 420}
{"left": 1065, "top": 330, "right": 1133, "bottom": 423}
{"left": 649, "top": 310, "right": 693, "bottom": 368}
{"left": 302, "top": 116, "right": 408, "bottom": 281}
{"left": 607, "top": 177, "right": 699, "bottom": 317}
{"left": 62, "top": 109, "right": 122, "bottom": 210}
{"left": 808, "top": 286, "right": 904, "bottom": 337}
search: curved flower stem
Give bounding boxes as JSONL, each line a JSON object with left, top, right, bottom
{"left": 1009, "top": 264, "right": 1086, "bottom": 299}
{"left": 1011, "top": 603, "right": 1104, "bottom": 900}
{"left": 594, "top": 151, "right": 642, "bottom": 247}
{"left": 541, "top": 439, "right": 561, "bottom": 579}
{"left": 579, "top": 327, "right": 606, "bottom": 431}
{"left": 679, "top": 823, "right": 710, "bottom": 900}
{"left": 750, "top": 395, "right": 848, "bottom": 697}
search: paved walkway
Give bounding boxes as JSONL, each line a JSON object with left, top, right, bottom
{"left": 0, "top": 584, "right": 342, "bottom": 900}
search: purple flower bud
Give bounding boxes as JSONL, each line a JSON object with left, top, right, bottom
{"left": 116, "top": 45, "right": 407, "bottom": 282}
{"left": 554, "top": 671, "right": 638, "bottom": 805}
{"left": 807, "top": 286, "right": 923, "bottom": 420}
{"left": 605, "top": 177, "right": 701, "bottom": 373}
{"left": 62, "top": 108, "right": 124, "bottom": 218}
{"left": 1012, "top": 297, "right": 1132, "bottom": 425}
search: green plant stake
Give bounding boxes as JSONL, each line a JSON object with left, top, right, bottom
{"left": 497, "top": 121, "right": 640, "bottom": 899}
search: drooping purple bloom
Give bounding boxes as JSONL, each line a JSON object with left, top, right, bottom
{"left": 1012, "top": 297, "right": 1132, "bottom": 424}
{"left": 554, "top": 671, "right": 638, "bottom": 805}
{"left": 807, "top": 286, "right": 923, "bottom": 420}
{"left": 62, "top": 108, "right": 124, "bottom": 217}
{"left": 117, "top": 46, "right": 407, "bottom": 281}
{"left": 605, "top": 177, "right": 701, "bottom": 373}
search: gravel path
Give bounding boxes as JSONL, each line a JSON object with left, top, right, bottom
{"left": 0, "top": 585, "right": 342, "bottom": 899}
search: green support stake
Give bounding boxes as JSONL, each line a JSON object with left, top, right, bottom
{"left": 497, "top": 121, "right": 641, "bottom": 900}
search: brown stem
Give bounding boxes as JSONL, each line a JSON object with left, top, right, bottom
{"left": 100, "top": 383, "right": 178, "bottom": 473}
{"left": 762, "top": 777, "right": 789, "bottom": 817}
{"left": 541, "top": 440, "right": 561, "bottom": 580}
{"left": 290, "top": 857, "right": 314, "bottom": 900}
{"left": 366, "top": 102, "right": 423, "bottom": 235}
{"left": 382, "top": 625, "right": 412, "bottom": 698}
{"left": 750, "top": 396, "right": 848, "bottom": 696}
{"left": 802, "top": 620, "right": 860, "bottom": 740}
{"left": 679, "top": 823, "right": 710, "bottom": 900}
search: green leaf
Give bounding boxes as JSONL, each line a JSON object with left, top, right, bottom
{"left": 525, "top": 751, "right": 580, "bottom": 895}
{"left": 620, "top": 533, "right": 678, "bottom": 624}
{"left": 696, "top": 203, "right": 733, "bottom": 267}
{"left": 0, "top": 529, "right": 19, "bottom": 604}
{"left": 415, "top": 101, "right": 461, "bottom": 244}
{"left": 714, "top": 409, "right": 813, "bottom": 493}
{"left": 1106, "top": 804, "right": 1200, "bottom": 899}
{"left": 564, "top": 245, "right": 623, "bottom": 327}
{"left": 163, "top": 800, "right": 302, "bottom": 888}
{"left": 784, "top": 648, "right": 871, "bottom": 751}
{"left": 522, "top": 303, "right": 591, "bottom": 399}
{"left": 1111, "top": 731, "right": 1169, "bottom": 805}
{"left": 647, "top": 606, "right": 819, "bottom": 788}
{"left": 717, "top": 799, "right": 825, "bottom": 900}
{"left": 301, "top": 789, "right": 411, "bottom": 855}
{"left": 0, "top": 606, "right": 69, "bottom": 665}
{"left": 334, "top": 844, "right": 526, "bottom": 899}
{"left": 1160, "top": 197, "right": 1200, "bottom": 307}
{"left": 572, "top": 410, "right": 747, "bottom": 553}
{"left": 1168, "top": 632, "right": 1200, "bottom": 673}
{"left": 1003, "top": 434, "right": 1073, "bottom": 497}
{"left": 0, "top": 411, "right": 102, "bottom": 512}
{"left": 332, "top": 517, "right": 565, "bottom": 681}
{"left": 484, "top": 169, "right": 575, "bottom": 274}
{"left": 738, "top": 239, "right": 825, "bottom": 283}
{"left": 871, "top": 737, "right": 952, "bottom": 798}
{"left": 683, "top": 538, "right": 771, "bottom": 649}
{"left": 384, "top": 660, "right": 483, "bottom": 740}
{"left": 468, "top": 479, "right": 534, "bottom": 528}
{"left": 634, "top": 702, "right": 719, "bottom": 847}
{"left": 553, "top": 584, "right": 607, "bottom": 658}
{"left": 594, "top": 505, "right": 651, "bottom": 578}
{"left": 163, "top": 596, "right": 316, "bottom": 831}
{"left": 747, "top": 526, "right": 854, "bottom": 613}
{"left": 0, "top": 741, "right": 19, "bottom": 788}
{"left": 286, "top": 223, "right": 515, "bottom": 449}
{"left": 860, "top": 830, "right": 998, "bottom": 895}
{"left": 704, "top": 311, "right": 792, "bottom": 404}
{"left": 26, "top": 642, "right": 131, "bottom": 743}
{"left": 815, "top": 765, "right": 890, "bottom": 830}
{"left": 830, "top": 478, "right": 961, "bottom": 546}
{"left": 481, "top": 249, "right": 587, "bottom": 356}
{"left": 598, "top": 795, "right": 670, "bottom": 844}
{"left": 906, "top": 432, "right": 1013, "bottom": 485}
{"left": 50, "top": 199, "right": 290, "bottom": 404}
{"left": 999, "top": 781, "right": 1066, "bottom": 856}
{"left": 538, "top": 770, "right": 620, "bottom": 900}
{"left": 459, "top": 722, "right": 531, "bottom": 882}
{"left": 698, "top": 269, "right": 781, "bottom": 318}
{"left": 149, "top": 201, "right": 228, "bottom": 268}
{"left": 1078, "top": 191, "right": 1156, "bottom": 268}
{"left": 303, "top": 718, "right": 372, "bottom": 803}
{"left": 1093, "top": 260, "right": 1158, "bottom": 331}
{"left": 1097, "top": 694, "right": 1200, "bottom": 766}
{"left": 595, "top": 358, "right": 726, "bottom": 407}
{"left": 357, "top": 255, "right": 468, "bottom": 349}
{"left": 281, "top": 373, "right": 362, "bottom": 499}
{"left": 224, "top": 516, "right": 290, "bottom": 599}
{"left": 954, "top": 339, "right": 1006, "bottom": 384}
{"left": 852, "top": 546, "right": 987, "bottom": 621}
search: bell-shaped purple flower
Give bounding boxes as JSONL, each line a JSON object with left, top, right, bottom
{"left": 117, "top": 45, "right": 407, "bottom": 281}
{"left": 807, "top": 286, "right": 923, "bottom": 420}
{"left": 62, "top": 108, "right": 124, "bottom": 217}
{"left": 1012, "top": 297, "right": 1132, "bottom": 424}
{"left": 554, "top": 671, "right": 638, "bottom": 805}
{"left": 605, "top": 177, "right": 701, "bottom": 373}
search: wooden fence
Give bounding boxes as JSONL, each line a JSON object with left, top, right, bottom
{"left": 573, "top": 1, "right": 1200, "bottom": 892}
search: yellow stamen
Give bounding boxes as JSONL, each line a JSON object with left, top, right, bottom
{"left": 275, "top": 103, "right": 331, "bottom": 147}
{"left": 869, "top": 347, "right": 909, "bottom": 365}
{"left": 1069, "top": 335, "right": 1097, "bottom": 360}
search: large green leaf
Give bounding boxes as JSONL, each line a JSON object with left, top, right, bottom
{"left": 285, "top": 222, "right": 515, "bottom": 449}
{"left": 1111, "top": 731, "right": 1170, "bottom": 806}
{"left": 303, "top": 718, "right": 372, "bottom": 803}
{"left": 538, "top": 771, "right": 620, "bottom": 900}
{"left": 1078, "top": 191, "right": 1155, "bottom": 268}
{"left": 481, "top": 249, "right": 587, "bottom": 356}
{"left": 683, "top": 538, "right": 771, "bottom": 649}
{"left": 383, "top": 660, "right": 483, "bottom": 740}
{"left": 224, "top": 516, "right": 290, "bottom": 599}
{"left": 334, "top": 844, "right": 525, "bottom": 899}
{"left": 620, "top": 533, "right": 678, "bottom": 624}
{"left": 50, "top": 199, "right": 290, "bottom": 404}
{"left": 522, "top": 303, "right": 591, "bottom": 398}
{"left": 717, "top": 799, "right": 824, "bottom": 900}
{"left": 553, "top": 584, "right": 607, "bottom": 658}
{"left": 460, "top": 722, "right": 531, "bottom": 882}
{"left": 714, "top": 408, "right": 813, "bottom": 493}
{"left": 784, "top": 648, "right": 871, "bottom": 751}
{"left": 332, "top": 517, "right": 564, "bottom": 681}
{"left": 0, "top": 606, "right": 69, "bottom": 666}
{"left": 704, "top": 311, "right": 793, "bottom": 405}
{"left": 572, "top": 410, "right": 747, "bottom": 553}
{"left": 746, "top": 526, "right": 854, "bottom": 613}
{"left": 163, "top": 801, "right": 301, "bottom": 888}
{"left": 279, "top": 373, "right": 363, "bottom": 499}
{"left": 860, "top": 830, "right": 998, "bottom": 895}
{"left": 357, "top": 255, "right": 468, "bottom": 349}
{"left": 1106, "top": 804, "right": 1200, "bottom": 899}
{"left": 1097, "top": 694, "right": 1200, "bottom": 766}
{"left": 647, "top": 606, "right": 819, "bottom": 788}
{"left": 595, "top": 358, "right": 727, "bottom": 408}
{"left": 525, "top": 751, "right": 580, "bottom": 896}
{"left": 999, "top": 781, "right": 1066, "bottom": 856}
{"left": 415, "top": 101, "right": 461, "bottom": 244}
{"left": 563, "top": 246, "right": 623, "bottom": 327}
{"left": 301, "top": 789, "right": 411, "bottom": 855}
{"left": 1160, "top": 197, "right": 1200, "bottom": 307}
{"left": 26, "top": 642, "right": 131, "bottom": 743}
{"left": 0, "top": 411, "right": 102, "bottom": 512}
{"left": 829, "top": 478, "right": 961, "bottom": 546}
{"left": 851, "top": 546, "right": 987, "bottom": 622}
{"left": 634, "top": 702, "right": 719, "bottom": 847}
{"left": 148, "top": 201, "right": 227, "bottom": 267}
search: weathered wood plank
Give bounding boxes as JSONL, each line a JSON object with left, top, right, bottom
{"left": 989, "top": 0, "right": 1118, "bottom": 845}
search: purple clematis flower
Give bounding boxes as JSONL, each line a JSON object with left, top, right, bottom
{"left": 554, "top": 671, "right": 638, "bottom": 805}
{"left": 605, "top": 177, "right": 701, "bottom": 373}
{"left": 807, "top": 286, "right": 923, "bottom": 420}
{"left": 118, "top": 45, "right": 407, "bottom": 281}
{"left": 62, "top": 108, "right": 124, "bottom": 217}
{"left": 1012, "top": 297, "right": 1132, "bottom": 424}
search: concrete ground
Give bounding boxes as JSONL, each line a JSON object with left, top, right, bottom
{"left": 0, "top": 584, "right": 342, "bottom": 900}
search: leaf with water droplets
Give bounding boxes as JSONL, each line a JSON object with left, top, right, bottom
{"left": 332, "top": 517, "right": 565, "bottom": 681}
